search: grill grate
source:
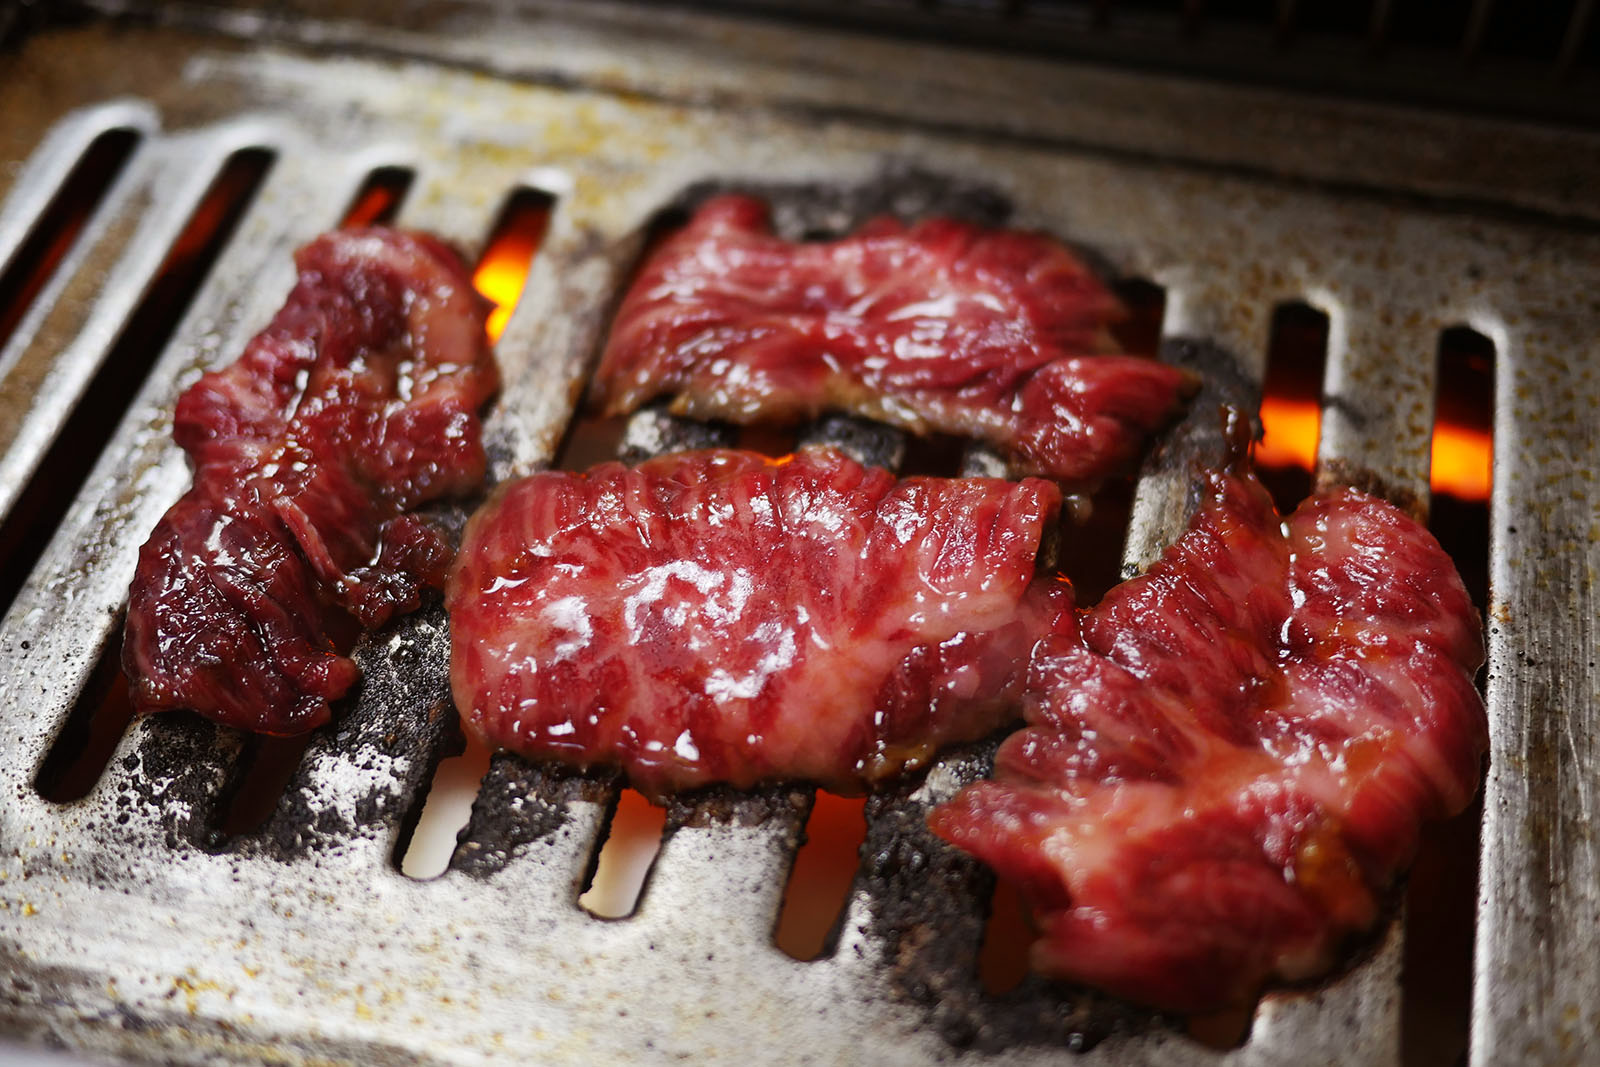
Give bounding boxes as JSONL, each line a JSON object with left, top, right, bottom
{"left": 1, "top": 8, "right": 1598, "bottom": 1066}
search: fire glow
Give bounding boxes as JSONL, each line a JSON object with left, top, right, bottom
{"left": 1254, "top": 397, "right": 1321, "bottom": 472}
{"left": 1255, "top": 397, "right": 1491, "bottom": 502}
{"left": 472, "top": 195, "right": 551, "bottom": 343}
{"left": 1430, "top": 420, "right": 1492, "bottom": 502}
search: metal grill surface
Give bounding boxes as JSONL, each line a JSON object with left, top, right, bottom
{"left": 1, "top": 8, "right": 1598, "bottom": 1066}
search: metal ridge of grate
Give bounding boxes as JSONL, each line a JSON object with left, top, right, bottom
{"left": 0, "top": 19, "right": 1595, "bottom": 1067}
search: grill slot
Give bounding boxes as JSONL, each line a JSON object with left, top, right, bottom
{"left": 579, "top": 788, "right": 669, "bottom": 918}
{"left": 338, "top": 165, "right": 414, "bottom": 228}
{"left": 0, "top": 126, "right": 141, "bottom": 359}
{"left": 776, "top": 790, "right": 869, "bottom": 961}
{"left": 475, "top": 188, "right": 557, "bottom": 343}
{"left": 1255, "top": 300, "right": 1331, "bottom": 513}
{"left": 976, "top": 870, "right": 1032, "bottom": 996}
{"left": 0, "top": 15, "right": 1596, "bottom": 1064}
{"left": 31, "top": 621, "right": 136, "bottom": 804}
{"left": 399, "top": 733, "right": 495, "bottom": 880}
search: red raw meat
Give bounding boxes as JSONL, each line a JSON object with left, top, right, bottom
{"left": 930, "top": 470, "right": 1486, "bottom": 1013}
{"left": 123, "top": 229, "right": 497, "bottom": 735}
{"left": 595, "top": 195, "right": 1194, "bottom": 487}
{"left": 447, "top": 447, "right": 1067, "bottom": 796}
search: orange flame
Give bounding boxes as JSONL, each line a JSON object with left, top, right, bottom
{"left": 1431, "top": 419, "right": 1492, "bottom": 502}
{"left": 341, "top": 186, "right": 401, "bottom": 229}
{"left": 472, "top": 200, "right": 550, "bottom": 343}
{"left": 1254, "top": 397, "right": 1321, "bottom": 471}
{"left": 1257, "top": 398, "right": 1491, "bottom": 503}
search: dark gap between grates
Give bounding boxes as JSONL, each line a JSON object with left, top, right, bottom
{"left": 899, "top": 432, "right": 970, "bottom": 477}
{"left": 338, "top": 166, "right": 414, "bottom": 228}
{"left": 976, "top": 875, "right": 1032, "bottom": 995}
{"left": 1055, "top": 476, "right": 1135, "bottom": 608}
{"left": 0, "top": 146, "right": 274, "bottom": 622}
{"left": 775, "top": 791, "right": 868, "bottom": 960}
{"left": 1108, "top": 277, "right": 1166, "bottom": 359}
{"left": 1032, "top": 277, "right": 1158, "bottom": 605}
{"left": 553, "top": 412, "right": 629, "bottom": 471}
{"left": 1254, "top": 300, "right": 1329, "bottom": 514}
{"left": 399, "top": 731, "right": 493, "bottom": 879}
{"left": 213, "top": 734, "right": 314, "bottom": 840}
{"left": 735, "top": 421, "right": 801, "bottom": 457}
{"left": 1186, "top": 1000, "right": 1255, "bottom": 1050}
{"left": 1401, "top": 324, "right": 1494, "bottom": 1067}
{"left": 0, "top": 126, "right": 141, "bottom": 357}
{"left": 1427, "top": 326, "right": 1495, "bottom": 612}
{"left": 32, "top": 622, "right": 136, "bottom": 802}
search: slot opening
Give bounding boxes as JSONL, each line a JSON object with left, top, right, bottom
{"left": 898, "top": 432, "right": 971, "bottom": 478}
{"left": 775, "top": 791, "right": 868, "bottom": 961}
{"left": 390, "top": 192, "right": 562, "bottom": 874}
{"left": 1254, "top": 301, "right": 1330, "bottom": 514}
{"left": 734, "top": 422, "right": 802, "bottom": 458}
{"left": 33, "top": 626, "right": 136, "bottom": 803}
{"left": 1109, "top": 277, "right": 1167, "bottom": 360}
{"left": 1056, "top": 476, "right": 1136, "bottom": 607}
{"left": 553, "top": 413, "right": 630, "bottom": 472}
{"left": 578, "top": 788, "right": 667, "bottom": 918}
{"left": 976, "top": 876, "right": 1033, "bottom": 995}
{"left": 398, "top": 731, "right": 494, "bottom": 879}
{"left": 474, "top": 188, "right": 555, "bottom": 343}
{"left": 1186, "top": 1002, "right": 1256, "bottom": 1050}
{"left": 212, "top": 733, "right": 316, "bottom": 841}
{"left": 0, "top": 147, "right": 274, "bottom": 621}
{"left": 0, "top": 127, "right": 141, "bottom": 357}
{"left": 338, "top": 166, "right": 414, "bottom": 229}
{"left": 1401, "top": 325, "right": 1494, "bottom": 1067}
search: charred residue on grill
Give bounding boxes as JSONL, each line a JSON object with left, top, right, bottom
{"left": 449, "top": 758, "right": 619, "bottom": 880}
{"left": 663, "top": 163, "right": 1013, "bottom": 240}
{"left": 115, "top": 712, "right": 244, "bottom": 852}
{"left": 226, "top": 596, "right": 456, "bottom": 862}
{"left": 662, "top": 784, "right": 812, "bottom": 832}
{"left": 854, "top": 736, "right": 1166, "bottom": 1052}
{"left": 102, "top": 502, "right": 478, "bottom": 862}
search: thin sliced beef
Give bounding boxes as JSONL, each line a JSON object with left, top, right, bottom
{"left": 123, "top": 229, "right": 497, "bottom": 735}
{"left": 595, "top": 195, "right": 1194, "bottom": 488}
{"left": 447, "top": 447, "right": 1067, "bottom": 797}
{"left": 930, "top": 471, "right": 1486, "bottom": 1013}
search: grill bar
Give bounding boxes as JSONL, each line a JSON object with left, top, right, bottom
{"left": 1472, "top": 304, "right": 1600, "bottom": 1064}
{"left": 1315, "top": 302, "right": 1440, "bottom": 511}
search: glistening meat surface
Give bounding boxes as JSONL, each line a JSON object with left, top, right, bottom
{"left": 930, "top": 470, "right": 1487, "bottom": 1013}
{"left": 595, "top": 195, "right": 1194, "bottom": 487}
{"left": 123, "top": 229, "right": 497, "bottom": 735}
{"left": 448, "top": 447, "right": 1067, "bottom": 796}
